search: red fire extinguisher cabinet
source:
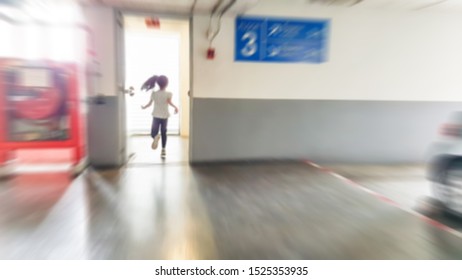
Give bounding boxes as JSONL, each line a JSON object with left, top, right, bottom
{"left": 0, "top": 59, "right": 87, "bottom": 173}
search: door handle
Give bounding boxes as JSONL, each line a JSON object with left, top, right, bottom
{"left": 120, "top": 86, "right": 135, "bottom": 96}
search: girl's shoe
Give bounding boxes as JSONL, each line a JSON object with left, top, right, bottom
{"left": 161, "top": 148, "right": 166, "bottom": 158}
{"left": 151, "top": 135, "right": 161, "bottom": 150}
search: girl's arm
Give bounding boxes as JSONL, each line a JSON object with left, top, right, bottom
{"left": 141, "top": 98, "right": 153, "bottom": 109}
{"left": 167, "top": 97, "right": 179, "bottom": 114}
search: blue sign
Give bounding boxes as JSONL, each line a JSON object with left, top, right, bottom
{"left": 235, "top": 16, "right": 330, "bottom": 63}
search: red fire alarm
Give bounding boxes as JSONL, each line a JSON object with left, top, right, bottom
{"left": 145, "top": 17, "right": 160, "bottom": 29}
{"left": 207, "top": 48, "right": 215, "bottom": 60}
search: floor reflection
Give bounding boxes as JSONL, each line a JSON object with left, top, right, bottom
{"left": 1, "top": 162, "right": 462, "bottom": 259}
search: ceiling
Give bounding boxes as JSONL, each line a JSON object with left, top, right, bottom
{"left": 3, "top": 0, "right": 462, "bottom": 19}
{"left": 86, "top": 0, "right": 462, "bottom": 14}
{"left": 355, "top": 0, "right": 462, "bottom": 11}
{"left": 79, "top": 0, "right": 260, "bottom": 15}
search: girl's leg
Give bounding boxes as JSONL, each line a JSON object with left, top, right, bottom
{"left": 151, "top": 117, "right": 161, "bottom": 138}
{"left": 160, "top": 118, "right": 168, "bottom": 148}
{"left": 151, "top": 118, "right": 161, "bottom": 149}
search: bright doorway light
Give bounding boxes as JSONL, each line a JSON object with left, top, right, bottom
{"left": 125, "top": 30, "right": 181, "bottom": 135}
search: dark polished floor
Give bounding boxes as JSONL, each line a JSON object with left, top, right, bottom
{"left": 329, "top": 164, "right": 462, "bottom": 234}
{"left": 2, "top": 159, "right": 462, "bottom": 259}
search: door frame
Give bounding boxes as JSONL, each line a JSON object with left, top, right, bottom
{"left": 115, "top": 9, "right": 193, "bottom": 163}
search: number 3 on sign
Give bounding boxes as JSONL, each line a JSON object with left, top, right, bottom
{"left": 241, "top": 31, "right": 257, "bottom": 57}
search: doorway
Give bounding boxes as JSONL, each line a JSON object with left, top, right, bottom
{"left": 123, "top": 15, "right": 190, "bottom": 164}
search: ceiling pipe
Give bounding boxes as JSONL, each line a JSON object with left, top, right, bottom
{"left": 413, "top": 0, "right": 447, "bottom": 10}
{"left": 210, "top": 0, "right": 226, "bottom": 15}
{"left": 207, "top": 0, "right": 225, "bottom": 39}
{"left": 208, "top": 0, "right": 237, "bottom": 46}
{"left": 350, "top": 0, "right": 363, "bottom": 6}
{"left": 310, "top": 0, "right": 363, "bottom": 7}
{"left": 190, "top": 0, "right": 197, "bottom": 15}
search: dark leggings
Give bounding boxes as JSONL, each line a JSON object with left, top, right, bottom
{"left": 151, "top": 117, "right": 168, "bottom": 148}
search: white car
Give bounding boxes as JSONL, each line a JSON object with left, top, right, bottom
{"left": 427, "top": 111, "right": 462, "bottom": 215}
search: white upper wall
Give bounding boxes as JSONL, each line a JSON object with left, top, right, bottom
{"left": 83, "top": 5, "right": 117, "bottom": 96}
{"left": 192, "top": 2, "right": 462, "bottom": 101}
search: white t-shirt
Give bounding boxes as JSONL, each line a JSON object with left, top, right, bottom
{"left": 150, "top": 90, "right": 172, "bottom": 119}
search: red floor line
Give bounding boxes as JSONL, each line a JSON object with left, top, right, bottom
{"left": 303, "top": 160, "right": 462, "bottom": 239}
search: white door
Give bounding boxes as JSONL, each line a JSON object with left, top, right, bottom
{"left": 115, "top": 10, "right": 127, "bottom": 164}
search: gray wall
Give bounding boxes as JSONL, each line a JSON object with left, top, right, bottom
{"left": 88, "top": 96, "right": 127, "bottom": 167}
{"left": 191, "top": 98, "right": 462, "bottom": 164}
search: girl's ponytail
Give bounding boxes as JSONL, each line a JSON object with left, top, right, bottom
{"left": 141, "top": 75, "right": 158, "bottom": 91}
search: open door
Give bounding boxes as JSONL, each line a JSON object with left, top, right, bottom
{"left": 115, "top": 10, "right": 128, "bottom": 165}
